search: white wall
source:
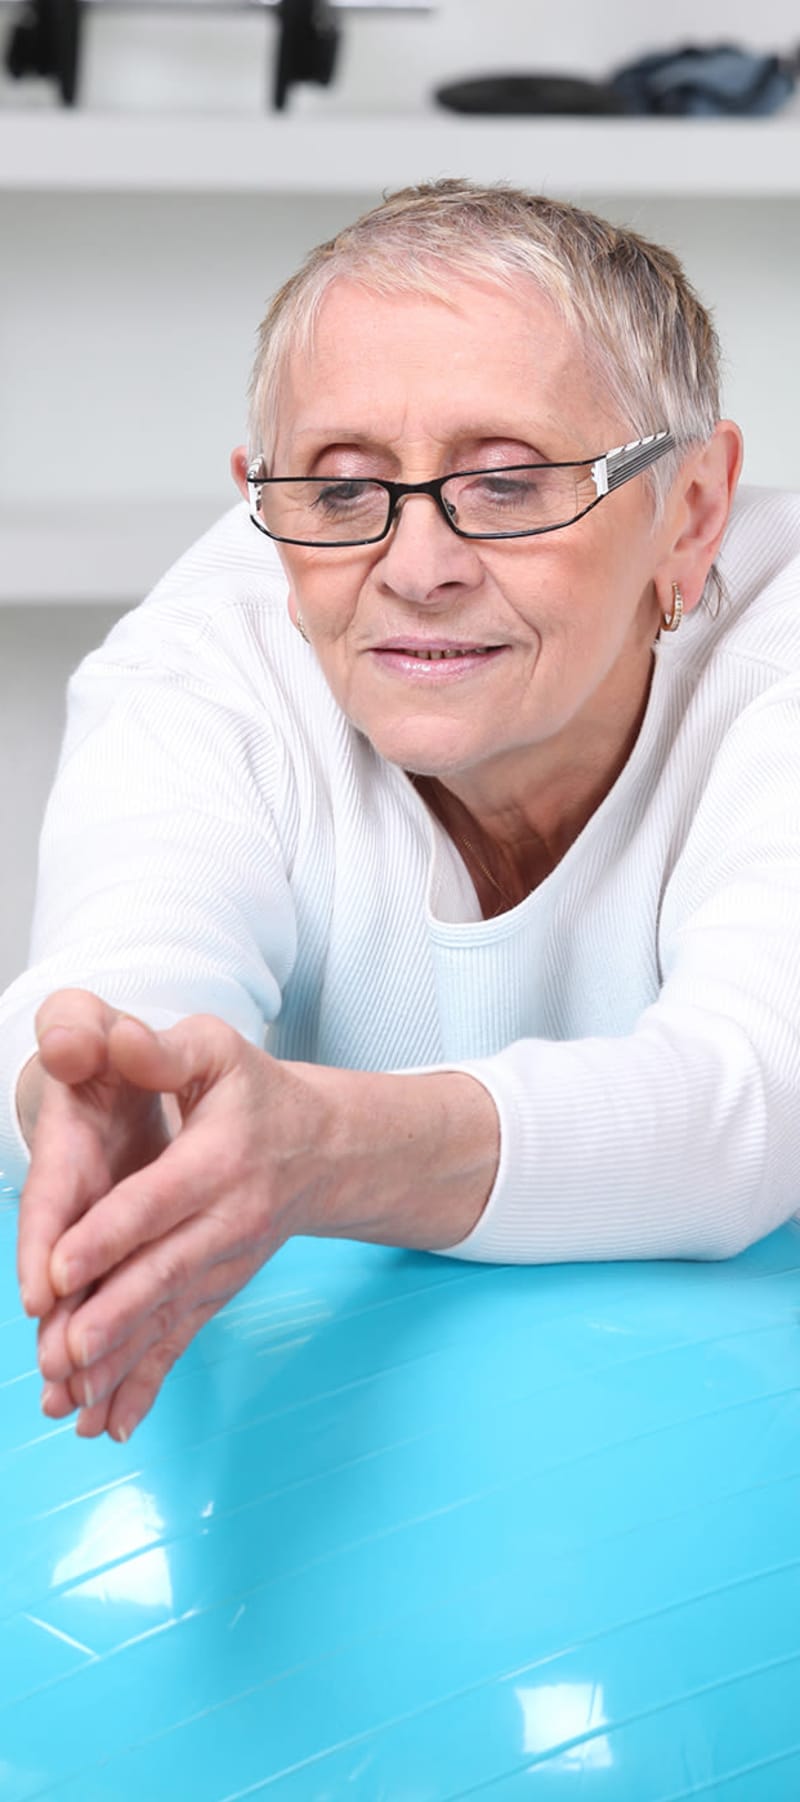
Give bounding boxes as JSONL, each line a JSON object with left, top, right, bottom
{"left": 1, "top": 0, "right": 799, "bottom": 986}
{"left": 0, "top": 607, "right": 125, "bottom": 990}
{"left": 3, "top": 188, "right": 798, "bottom": 520}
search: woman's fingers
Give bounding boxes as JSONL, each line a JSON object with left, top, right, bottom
{"left": 18, "top": 989, "right": 148, "bottom": 1316}
{"left": 32, "top": 1014, "right": 222, "bottom": 1309}
{"left": 18, "top": 1093, "right": 111, "bottom": 1319}
{"left": 49, "top": 1140, "right": 191, "bottom": 1302}
{"left": 19, "top": 991, "right": 111, "bottom": 1316}
{"left": 22, "top": 1014, "right": 306, "bottom": 1441}
{"left": 35, "top": 985, "right": 118, "bottom": 1064}
{"left": 48, "top": 1283, "right": 224, "bottom": 1437}
{"left": 37, "top": 1284, "right": 92, "bottom": 1384}
{"left": 67, "top": 1300, "right": 220, "bottom": 1443}
{"left": 48, "top": 1017, "right": 244, "bottom": 1299}
{"left": 50, "top": 1109, "right": 234, "bottom": 1307}
{"left": 41, "top": 1377, "right": 78, "bottom": 1419}
{"left": 104, "top": 1303, "right": 219, "bottom": 1444}
{"left": 107, "top": 1011, "right": 235, "bottom": 1095}
{"left": 37, "top": 1019, "right": 269, "bottom": 1415}
{"left": 67, "top": 1306, "right": 175, "bottom": 1413}
{"left": 64, "top": 1223, "right": 264, "bottom": 1394}
{"left": 75, "top": 1395, "right": 114, "bottom": 1439}
{"left": 65, "top": 1260, "right": 240, "bottom": 1413}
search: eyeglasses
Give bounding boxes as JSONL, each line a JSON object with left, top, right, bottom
{"left": 245, "top": 430, "right": 676, "bottom": 548}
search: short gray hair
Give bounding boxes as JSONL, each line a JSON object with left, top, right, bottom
{"left": 248, "top": 178, "right": 722, "bottom": 557}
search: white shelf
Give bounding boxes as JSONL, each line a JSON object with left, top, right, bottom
{"left": 0, "top": 500, "right": 227, "bottom": 605}
{"left": 2, "top": 109, "right": 800, "bottom": 195}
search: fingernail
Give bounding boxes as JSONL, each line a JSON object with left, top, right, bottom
{"left": 79, "top": 1327, "right": 104, "bottom": 1366}
{"left": 20, "top": 1284, "right": 31, "bottom": 1314}
{"left": 41, "top": 1384, "right": 56, "bottom": 1413}
{"left": 116, "top": 1420, "right": 131, "bottom": 1445}
{"left": 83, "top": 1378, "right": 96, "bottom": 1408}
{"left": 53, "top": 1256, "right": 84, "bottom": 1292}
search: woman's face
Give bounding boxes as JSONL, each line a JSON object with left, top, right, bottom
{"left": 257, "top": 277, "right": 674, "bottom": 788}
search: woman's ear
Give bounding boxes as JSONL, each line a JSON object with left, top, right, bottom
{"left": 230, "top": 445, "right": 251, "bottom": 500}
{"left": 656, "top": 420, "right": 744, "bottom": 618}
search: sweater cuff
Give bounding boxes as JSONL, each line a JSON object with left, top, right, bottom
{"left": 0, "top": 1013, "right": 38, "bottom": 1197}
{"left": 426, "top": 1058, "right": 524, "bottom": 1263}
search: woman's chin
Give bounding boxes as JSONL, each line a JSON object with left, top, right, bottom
{"left": 367, "top": 730, "right": 481, "bottom": 781}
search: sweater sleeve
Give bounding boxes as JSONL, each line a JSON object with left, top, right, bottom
{"left": 0, "top": 625, "right": 298, "bottom": 1195}
{"left": 434, "top": 677, "right": 800, "bottom": 1264}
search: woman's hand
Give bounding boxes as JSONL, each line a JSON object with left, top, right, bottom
{"left": 17, "top": 989, "right": 181, "bottom": 1437}
{"left": 19, "top": 991, "right": 499, "bottom": 1443}
{"left": 19, "top": 996, "right": 335, "bottom": 1442}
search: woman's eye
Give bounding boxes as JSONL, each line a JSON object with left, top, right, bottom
{"left": 313, "top": 480, "right": 373, "bottom": 515}
{"left": 472, "top": 473, "right": 542, "bottom": 503}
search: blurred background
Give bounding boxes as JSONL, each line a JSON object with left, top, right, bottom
{"left": 1, "top": 0, "right": 799, "bottom": 985}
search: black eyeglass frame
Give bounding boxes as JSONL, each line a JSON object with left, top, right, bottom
{"left": 245, "top": 429, "right": 677, "bottom": 548}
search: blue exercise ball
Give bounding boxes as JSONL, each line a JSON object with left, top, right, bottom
{"left": 2, "top": 1177, "right": 800, "bottom": 1799}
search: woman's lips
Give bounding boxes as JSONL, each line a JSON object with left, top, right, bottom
{"left": 370, "top": 643, "right": 506, "bottom": 679}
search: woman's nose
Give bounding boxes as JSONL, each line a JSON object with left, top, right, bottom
{"left": 376, "top": 492, "right": 484, "bottom": 605}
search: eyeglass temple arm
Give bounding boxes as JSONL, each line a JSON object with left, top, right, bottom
{"left": 591, "top": 430, "right": 676, "bottom": 497}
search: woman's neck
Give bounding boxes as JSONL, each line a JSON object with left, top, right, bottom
{"left": 410, "top": 647, "right": 657, "bottom": 918}
{"left": 412, "top": 774, "right": 563, "bottom": 916}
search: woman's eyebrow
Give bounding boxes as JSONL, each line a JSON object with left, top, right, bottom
{"left": 289, "top": 428, "right": 557, "bottom": 463}
{"left": 454, "top": 436, "right": 552, "bottom": 460}
{"left": 290, "top": 429, "right": 392, "bottom": 453}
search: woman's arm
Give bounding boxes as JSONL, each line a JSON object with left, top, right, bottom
{"left": 19, "top": 997, "right": 499, "bottom": 1443}
{"left": 430, "top": 681, "right": 800, "bottom": 1266}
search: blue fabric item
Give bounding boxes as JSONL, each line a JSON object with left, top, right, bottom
{"left": 611, "top": 42, "right": 796, "bottom": 117}
{"left": 2, "top": 1181, "right": 800, "bottom": 1799}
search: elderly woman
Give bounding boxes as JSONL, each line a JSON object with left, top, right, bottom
{"left": 3, "top": 179, "right": 799, "bottom": 1445}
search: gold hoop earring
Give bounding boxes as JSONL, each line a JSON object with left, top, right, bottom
{"left": 294, "top": 613, "right": 310, "bottom": 643}
{"left": 661, "top": 582, "right": 684, "bottom": 634}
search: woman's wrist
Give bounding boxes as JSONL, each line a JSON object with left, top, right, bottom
{"left": 302, "top": 1065, "right": 500, "bottom": 1251}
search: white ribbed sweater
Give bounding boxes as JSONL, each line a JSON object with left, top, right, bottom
{"left": 2, "top": 485, "right": 800, "bottom": 1261}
